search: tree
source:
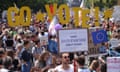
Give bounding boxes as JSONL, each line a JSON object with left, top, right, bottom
{"left": 85, "top": 0, "right": 117, "bottom": 11}
{"left": 0, "top": 0, "right": 67, "bottom": 17}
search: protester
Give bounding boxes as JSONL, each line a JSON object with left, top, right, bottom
{"left": 0, "top": 3, "right": 120, "bottom": 72}
{"left": 54, "top": 52, "right": 74, "bottom": 72}
{"left": 21, "top": 40, "right": 33, "bottom": 72}
{"left": 32, "top": 39, "right": 43, "bottom": 60}
{"left": 76, "top": 55, "right": 91, "bottom": 72}
{"left": 34, "top": 51, "right": 51, "bottom": 72}
{"left": 99, "top": 43, "right": 107, "bottom": 53}
{"left": 0, "top": 57, "right": 12, "bottom": 72}
{"left": 48, "top": 35, "right": 58, "bottom": 54}
{"left": 89, "top": 60, "right": 100, "bottom": 72}
{"left": 100, "top": 63, "right": 106, "bottom": 72}
{"left": 47, "top": 55, "right": 57, "bottom": 72}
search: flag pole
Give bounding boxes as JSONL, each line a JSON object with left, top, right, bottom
{"left": 92, "top": 0, "right": 94, "bottom": 9}
{"left": 74, "top": 53, "right": 78, "bottom": 72}
{"left": 13, "top": 2, "right": 17, "bottom": 8}
{"left": 13, "top": 2, "right": 19, "bottom": 11}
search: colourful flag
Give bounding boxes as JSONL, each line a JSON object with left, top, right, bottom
{"left": 80, "top": 0, "right": 85, "bottom": 8}
{"left": 48, "top": 16, "right": 58, "bottom": 35}
{"left": 49, "top": 4, "right": 54, "bottom": 15}
{"left": 92, "top": 30, "right": 108, "bottom": 44}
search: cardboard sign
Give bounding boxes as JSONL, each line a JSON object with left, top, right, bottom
{"left": 58, "top": 29, "right": 88, "bottom": 53}
{"left": 107, "top": 57, "right": 120, "bottom": 72}
{"left": 88, "top": 27, "right": 103, "bottom": 54}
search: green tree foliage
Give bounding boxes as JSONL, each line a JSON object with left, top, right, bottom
{"left": 85, "top": 0, "right": 117, "bottom": 11}
{"left": 0, "top": 0, "right": 67, "bottom": 15}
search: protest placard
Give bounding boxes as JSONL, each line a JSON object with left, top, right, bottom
{"left": 58, "top": 29, "right": 88, "bottom": 53}
{"left": 88, "top": 27, "right": 103, "bottom": 55}
{"left": 107, "top": 57, "right": 120, "bottom": 72}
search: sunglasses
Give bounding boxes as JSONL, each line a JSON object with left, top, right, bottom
{"left": 63, "top": 56, "right": 70, "bottom": 59}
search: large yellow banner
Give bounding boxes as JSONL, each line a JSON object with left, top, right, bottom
{"left": 7, "top": 3, "right": 113, "bottom": 27}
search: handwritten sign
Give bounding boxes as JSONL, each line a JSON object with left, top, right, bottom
{"left": 107, "top": 57, "right": 120, "bottom": 72}
{"left": 58, "top": 29, "right": 88, "bottom": 53}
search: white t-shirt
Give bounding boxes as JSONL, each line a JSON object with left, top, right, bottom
{"left": 48, "top": 68, "right": 55, "bottom": 72}
{"left": 54, "top": 64, "right": 74, "bottom": 72}
{"left": 78, "top": 68, "right": 91, "bottom": 72}
{"left": 0, "top": 68, "right": 9, "bottom": 72}
{"left": 34, "top": 60, "right": 39, "bottom": 68}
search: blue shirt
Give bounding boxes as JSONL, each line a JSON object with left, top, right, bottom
{"left": 99, "top": 46, "right": 106, "bottom": 53}
{"left": 48, "top": 40, "right": 58, "bottom": 54}
{"left": 32, "top": 46, "right": 43, "bottom": 55}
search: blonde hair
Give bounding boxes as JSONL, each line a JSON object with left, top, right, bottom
{"left": 39, "top": 51, "right": 50, "bottom": 61}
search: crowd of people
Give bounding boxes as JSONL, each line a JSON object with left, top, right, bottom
{"left": 0, "top": 10, "right": 120, "bottom": 72}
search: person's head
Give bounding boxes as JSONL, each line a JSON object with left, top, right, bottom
{"left": 76, "top": 55, "right": 85, "bottom": 66}
{"left": 100, "top": 63, "right": 106, "bottom": 72}
{"left": 30, "top": 67, "right": 41, "bottom": 72}
{"left": 24, "top": 40, "right": 30, "bottom": 49}
{"left": 56, "top": 56, "right": 62, "bottom": 66}
{"left": 3, "top": 29, "right": 9, "bottom": 36}
{"left": 31, "top": 34, "right": 38, "bottom": 41}
{"left": 49, "top": 35, "right": 53, "bottom": 40}
{"left": 0, "top": 58, "right": 3, "bottom": 68}
{"left": 12, "top": 58, "right": 19, "bottom": 68}
{"left": 2, "top": 25, "right": 6, "bottom": 31}
{"left": 25, "top": 35, "right": 31, "bottom": 41}
{"left": 89, "top": 60, "right": 100, "bottom": 71}
{"left": 16, "top": 43, "right": 23, "bottom": 51}
{"left": 0, "top": 48, "right": 5, "bottom": 58}
{"left": 115, "top": 20, "right": 120, "bottom": 28}
{"left": 19, "top": 31, "right": 24, "bottom": 36}
{"left": 101, "top": 43, "right": 105, "bottom": 46}
{"left": 41, "top": 40, "right": 47, "bottom": 46}
{"left": 40, "top": 51, "right": 50, "bottom": 61}
{"left": 6, "top": 51, "right": 15, "bottom": 59}
{"left": 111, "top": 33, "right": 118, "bottom": 38}
{"left": 60, "top": 53, "right": 70, "bottom": 64}
{"left": 3, "top": 57, "right": 12, "bottom": 69}
{"left": 34, "top": 40, "right": 41, "bottom": 47}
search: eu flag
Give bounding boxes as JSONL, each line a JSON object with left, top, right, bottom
{"left": 92, "top": 30, "right": 108, "bottom": 44}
